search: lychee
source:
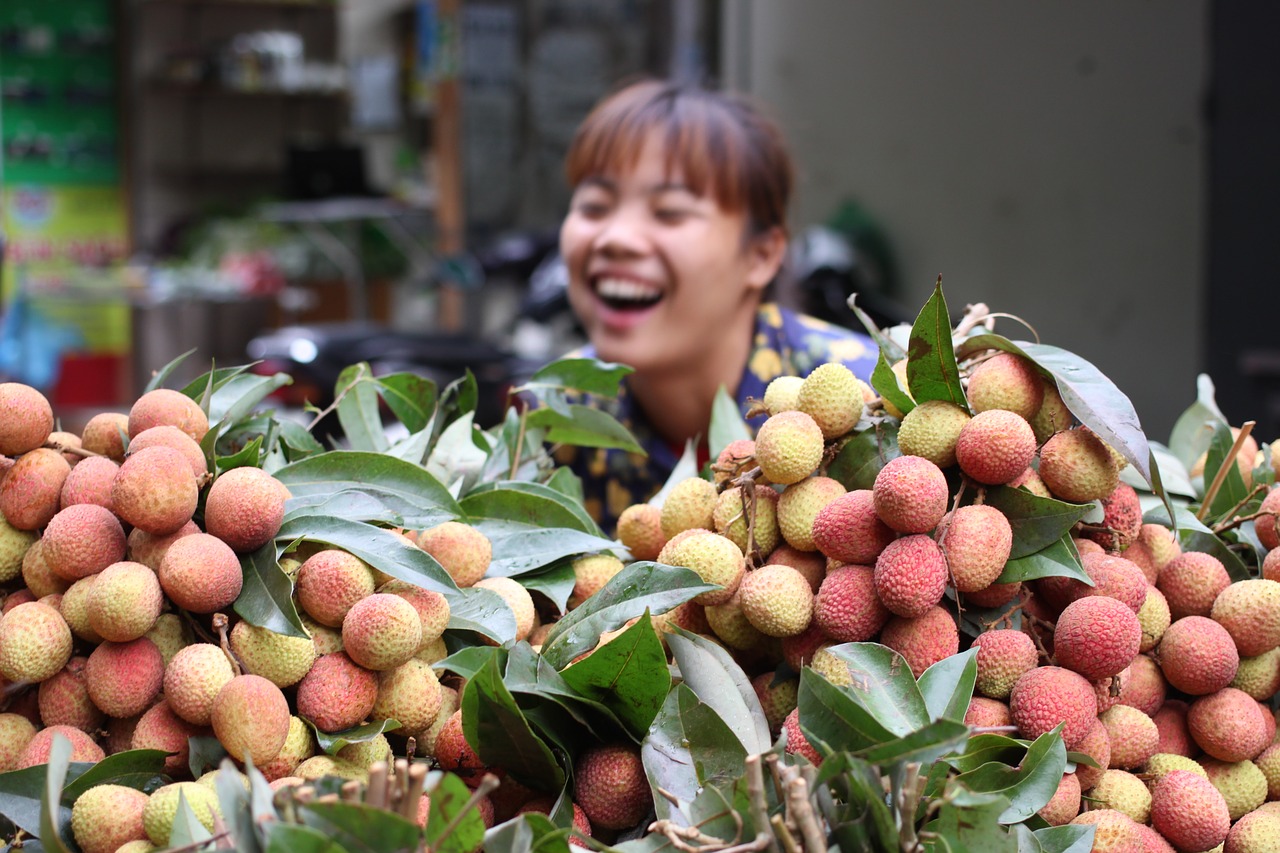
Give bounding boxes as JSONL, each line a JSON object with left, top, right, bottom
{"left": 112, "top": 446, "right": 198, "bottom": 536}
{"left": 874, "top": 534, "right": 948, "bottom": 617}
{"left": 17, "top": 725, "right": 104, "bottom": 769}
{"left": 204, "top": 467, "right": 286, "bottom": 553}
{"left": 211, "top": 674, "right": 290, "bottom": 764}
{"left": 777, "top": 476, "right": 846, "bottom": 551}
{"left": 1200, "top": 758, "right": 1267, "bottom": 822}
{"left": 966, "top": 353, "right": 1044, "bottom": 420}
{"left": 1054, "top": 596, "right": 1141, "bottom": 681}
{"left": 737, "top": 564, "right": 813, "bottom": 637}
{"left": 87, "top": 561, "right": 162, "bottom": 642}
{"left": 59, "top": 455, "right": 119, "bottom": 512}
{"left": 0, "top": 601, "right": 72, "bottom": 683}
{"left": 128, "top": 388, "right": 208, "bottom": 443}
{"left": 656, "top": 530, "right": 744, "bottom": 606}
{"left": 811, "top": 489, "right": 895, "bottom": 565}
{"left": 228, "top": 621, "right": 315, "bottom": 688}
{"left": 896, "top": 400, "right": 971, "bottom": 468}
{"left": 295, "top": 651, "right": 378, "bottom": 732}
{"left": 1187, "top": 688, "right": 1270, "bottom": 763}
{"left": 879, "top": 605, "right": 959, "bottom": 678}
{"left": 1099, "top": 704, "right": 1158, "bottom": 769}
{"left": 371, "top": 658, "right": 442, "bottom": 735}
{"left": 79, "top": 412, "right": 129, "bottom": 461}
{"left": 342, "top": 592, "right": 423, "bottom": 671}
{"left": 754, "top": 411, "right": 824, "bottom": 486}
{"left": 971, "top": 629, "right": 1039, "bottom": 700}
{"left": 712, "top": 485, "right": 780, "bottom": 556}
{"left": 142, "top": 782, "right": 220, "bottom": 845}
{"left": 937, "top": 504, "right": 1013, "bottom": 593}
{"left": 1009, "top": 665, "right": 1097, "bottom": 748}
{"left": 813, "top": 565, "right": 890, "bottom": 642}
{"left": 85, "top": 638, "right": 164, "bottom": 718}
{"left": 615, "top": 504, "right": 666, "bottom": 562}
{"left": 573, "top": 744, "right": 650, "bottom": 831}
{"left": 1211, "top": 578, "right": 1280, "bottom": 657}
{"left": 164, "top": 643, "right": 235, "bottom": 726}
{"left": 296, "top": 549, "right": 378, "bottom": 626}
{"left": 132, "top": 699, "right": 203, "bottom": 776}
{"left": 0, "top": 448, "right": 71, "bottom": 530}
{"left": 70, "top": 783, "right": 149, "bottom": 853}
{"left": 954, "top": 410, "right": 1038, "bottom": 486}
{"left": 796, "top": 362, "right": 866, "bottom": 439}
{"left": 126, "top": 425, "right": 207, "bottom": 478}
{"left": 763, "top": 375, "right": 803, "bottom": 416}
{"left": 872, "top": 455, "right": 949, "bottom": 534}
{"left": 1158, "top": 551, "right": 1231, "bottom": 621}
{"left": 1157, "top": 616, "right": 1240, "bottom": 695}
{"left": 38, "top": 656, "right": 103, "bottom": 732}
{"left": 660, "top": 477, "right": 718, "bottom": 540}
{"left": 568, "top": 554, "right": 625, "bottom": 608}
{"left": 1038, "top": 428, "right": 1120, "bottom": 503}
{"left": 417, "top": 521, "right": 491, "bottom": 587}
{"left": 158, "top": 533, "right": 242, "bottom": 613}
{"left": 0, "top": 384, "right": 53, "bottom": 456}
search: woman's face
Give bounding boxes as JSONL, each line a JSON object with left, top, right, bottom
{"left": 560, "top": 135, "right": 782, "bottom": 376}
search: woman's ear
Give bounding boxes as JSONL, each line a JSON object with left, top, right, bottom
{"left": 745, "top": 226, "right": 788, "bottom": 292}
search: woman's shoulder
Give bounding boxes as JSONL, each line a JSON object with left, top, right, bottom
{"left": 756, "top": 303, "right": 879, "bottom": 380}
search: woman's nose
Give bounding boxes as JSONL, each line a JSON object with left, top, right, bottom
{"left": 592, "top": 206, "right": 648, "bottom": 255}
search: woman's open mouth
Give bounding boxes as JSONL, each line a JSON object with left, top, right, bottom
{"left": 593, "top": 277, "right": 664, "bottom": 312}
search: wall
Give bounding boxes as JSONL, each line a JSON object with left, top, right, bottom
{"left": 723, "top": 2, "right": 1207, "bottom": 439}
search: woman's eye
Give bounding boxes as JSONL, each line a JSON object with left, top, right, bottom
{"left": 654, "top": 208, "right": 689, "bottom": 223}
{"left": 574, "top": 200, "right": 610, "bottom": 218}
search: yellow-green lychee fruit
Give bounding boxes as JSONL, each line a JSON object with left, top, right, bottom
{"left": 337, "top": 733, "right": 391, "bottom": 769}
{"left": 937, "top": 504, "right": 1013, "bottom": 593}
{"left": 1225, "top": 808, "right": 1280, "bottom": 853}
{"left": 1254, "top": 743, "right": 1280, "bottom": 800}
{"left": 1231, "top": 647, "right": 1280, "bottom": 701}
{"left": 0, "top": 601, "right": 72, "bottom": 682}
{"left": 60, "top": 576, "right": 104, "bottom": 644}
{"left": 301, "top": 612, "right": 344, "bottom": 656}
{"left": 71, "top": 783, "right": 149, "bottom": 853}
{"left": 1149, "top": 770, "right": 1231, "bottom": 853}
{"left": 1089, "top": 768, "right": 1152, "bottom": 824}
{"left": 296, "top": 549, "right": 378, "bottom": 627}
{"left": 128, "top": 389, "right": 208, "bottom": 443}
{"left": 797, "top": 362, "right": 868, "bottom": 440}
{"left": 657, "top": 530, "right": 744, "bottom": 606}
{"left": 1145, "top": 753, "right": 1207, "bottom": 788}
{"left": 1038, "top": 428, "right": 1121, "bottom": 503}
{"left": 1137, "top": 587, "right": 1171, "bottom": 654}
{"left": 229, "top": 621, "right": 316, "bottom": 688}
{"left": 897, "top": 400, "right": 971, "bottom": 468}
{"left": 417, "top": 685, "right": 459, "bottom": 758}
{"left": 616, "top": 504, "right": 666, "bottom": 562}
{"left": 87, "top": 561, "right": 162, "bottom": 643}
{"left": 0, "top": 384, "right": 52, "bottom": 456}
{"left": 966, "top": 352, "right": 1044, "bottom": 421}
{"left": 111, "top": 446, "right": 198, "bottom": 536}
{"left": 379, "top": 580, "right": 450, "bottom": 646}
{"left": 43, "top": 503, "right": 126, "bottom": 582}
{"left": 872, "top": 455, "right": 949, "bottom": 534}
{"left": 1200, "top": 758, "right": 1268, "bottom": 821}
{"left": 293, "top": 754, "right": 368, "bottom": 782}
{"left": 1068, "top": 809, "right": 1143, "bottom": 852}
{"left": 954, "top": 410, "right": 1038, "bottom": 486}
{"left": 737, "top": 564, "right": 813, "bottom": 638}
{"left": 1212, "top": 579, "right": 1280, "bottom": 658}
{"left": 568, "top": 554, "right": 625, "bottom": 609}
{"left": 158, "top": 532, "right": 242, "bottom": 614}
{"left": 211, "top": 674, "right": 291, "bottom": 764}
{"left": 145, "top": 613, "right": 191, "bottom": 669}
{"left": 754, "top": 411, "right": 824, "bottom": 486}
{"left": 142, "top": 782, "right": 220, "bottom": 845}
{"left": 0, "top": 714, "right": 36, "bottom": 771}
{"left": 204, "top": 466, "right": 287, "bottom": 553}
{"left": 1030, "top": 382, "right": 1074, "bottom": 443}
{"left": 163, "top": 643, "right": 235, "bottom": 726}
{"left": 195, "top": 767, "right": 249, "bottom": 793}
{"left": 257, "top": 716, "right": 315, "bottom": 782}
{"left": 971, "top": 629, "right": 1038, "bottom": 700}
{"left": 372, "top": 657, "right": 442, "bottom": 735}
{"left": 474, "top": 577, "right": 535, "bottom": 642}
{"left": 777, "top": 476, "right": 846, "bottom": 552}
{"left": 79, "top": 412, "right": 129, "bottom": 461}
{"left": 763, "top": 375, "right": 803, "bottom": 416}
{"left": 810, "top": 644, "right": 854, "bottom": 687}
{"left": 1100, "top": 703, "right": 1159, "bottom": 770}
{"left": 0, "top": 511, "right": 36, "bottom": 584}
{"left": 417, "top": 521, "right": 492, "bottom": 587}
{"left": 660, "top": 476, "right": 718, "bottom": 540}
{"left": 881, "top": 358, "right": 914, "bottom": 420}
{"left": 22, "top": 540, "right": 68, "bottom": 600}
{"left": 342, "top": 592, "right": 423, "bottom": 671}
{"left": 712, "top": 485, "right": 780, "bottom": 557}
{"left": 1137, "top": 523, "right": 1182, "bottom": 572}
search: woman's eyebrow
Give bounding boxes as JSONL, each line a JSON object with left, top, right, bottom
{"left": 648, "top": 181, "right": 694, "bottom": 195}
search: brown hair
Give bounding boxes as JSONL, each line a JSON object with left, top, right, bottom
{"left": 564, "top": 79, "right": 794, "bottom": 237}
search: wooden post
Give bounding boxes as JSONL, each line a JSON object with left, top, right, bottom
{"left": 431, "top": 0, "right": 466, "bottom": 334}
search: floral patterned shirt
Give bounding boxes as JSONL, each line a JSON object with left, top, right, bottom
{"left": 555, "top": 303, "right": 878, "bottom": 535}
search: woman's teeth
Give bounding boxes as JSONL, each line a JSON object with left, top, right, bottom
{"left": 595, "top": 278, "right": 663, "bottom": 308}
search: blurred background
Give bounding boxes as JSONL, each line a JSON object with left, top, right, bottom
{"left": 0, "top": 0, "right": 1272, "bottom": 445}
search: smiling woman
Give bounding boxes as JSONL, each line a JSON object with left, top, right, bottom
{"left": 554, "top": 79, "right": 878, "bottom": 532}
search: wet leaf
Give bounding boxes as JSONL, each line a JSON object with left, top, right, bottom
{"left": 996, "top": 536, "right": 1089, "bottom": 585}
{"left": 558, "top": 615, "right": 669, "bottom": 739}
{"left": 641, "top": 683, "right": 744, "bottom": 821}
{"left": 234, "top": 542, "right": 309, "bottom": 639}
{"left": 463, "top": 656, "right": 565, "bottom": 791}
{"left": 827, "top": 422, "right": 901, "bottom": 490}
{"left": 984, "top": 487, "right": 1093, "bottom": 560}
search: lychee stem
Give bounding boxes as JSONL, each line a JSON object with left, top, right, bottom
{"left": 212, "top": 613, "right": 243, "bottom": 676}
{"left": 786, "top": 777, "right": 825, "bottom": 853}
{"left": 1197, "top": 419, "right": 1256, "bottom": 521}
{"left": 770, "top": 815, "right": 801, "bottom": 853}
{"left": 746, "top": 756, "right": 780, "bottom": 853}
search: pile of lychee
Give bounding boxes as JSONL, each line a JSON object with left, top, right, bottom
{"left": 607, "top": 353, "right": 1280, "bottom": 853}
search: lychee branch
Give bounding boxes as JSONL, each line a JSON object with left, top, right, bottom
{"left": 745, "top": 755, "right": 781, "bottom": 853}
{"left": 1210, "top": 485, "right": 1269, "bottom": 534}
{"left": 42, "top": 439, "right": 102, "bottom": 459}
{"left": 1196, "top": 420, "right": 1256, "bottom": 521}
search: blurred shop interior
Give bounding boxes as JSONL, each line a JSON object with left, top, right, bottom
{"left": 1, "top": 2, "right": 1278, "bottom": 442}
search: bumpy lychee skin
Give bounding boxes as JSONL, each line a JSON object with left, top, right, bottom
{"left": 737, "top": 564, "right": 813, "bottom": 637}
{"left": 1038, "top": 552, "right": 1148, "bottom": 614}
{"left": 1211, "top": 579, "right": 1280, "bottom": 657}
{"left": 296, "top": 549, "right": 378, "bottom": 627}
{"left": 1030, "top": 384, "right": 1074, "bottom": 443}
{"left": 1082, "top": 483, "right": 1143, "bottom": 551}
{"left": 128, "top": 388, "right": 208, "bottom": 443}
{"left": 38, "top": 656, "right": 103, "bottom": 732}
{"left": 0, "top": 383, "right": 53, "bottom": 456}
{"left": 763, "top": 375, "right": 804, "bottom": 416}
{"left": 59, "top": 455, "right": 119, "bottom": 511}
{"left": 1226, "top": 808, "right": 1280, "bottom": 853}
{"left": 17, "top": 725, "right": 104, "bottom": 769}
{"left": 1257, "top": 488, "right": 1280, "bottom": 551}
{"left": 797, "top": 362, "right": 866, "bottom": 440}
{"left": 112, "top": 446, "right": 198, "bottom": 536}
{"left": 754, "top": 410, "right": 825, "bottom": 486}
{"left": 872, "top": 455, "right": 949, "bottom": 534}
{"left": 145, "top": 613, "right": 190, "bottom": 667}
{"left": 937, "top": 504, "right": 1013, "bottom": 593}
{"left": 1158, "top": 551, "right": 1231, "bottom": 622}
{"left": 70, "top": 782, "right": 149, "bottom": 853}
{"left": 616, "top": 504, "right": 666, "bottom": 562}
{"left": 1073, "top": 718, "right": 1111, "bottom": 791}
{"left": 342, "top": 592, "right": 423, "bottom": 671}
{"left": 79, "top": 412, "right": 129, "bottom": 461}
{"left": 86, "top": 638, "right": 165, "bottom": 718}
{"left": 714, "top": 438, "right": 757, "bottom": 486}
{"left": 86, "top": 561, "right": 162, "bottom": 643}
{"left": 658, "top": 530, "right": 745, "bottom": 606}
{"left": 228, "top": 621, "right": 316, "bottom": 688}
{"left": 813, "top": 565, "right": 890, "bottom": 642}
{"left": 211, "top": 674, "right": 291, "bottom": 764}
{"left": 1054, "top": 596, "right": 1142, "bottom": 681}
{"left": 0, "top": 601, "right": 72, "bottom": 683}
{"left": 41, "top": 503, "right": 127, "bottom": 582}
{"left": 417, "top": 521, "right": 491, "bottom": 587}
{"left": 971, "top": 629, "right": 1039, "bottom": 700}
{"left": 1038, "top": 428, "right": 1121, "bottom": 503}
{"left": 1150, "top": 770, "right": 1231, "bottom": 853}
{"left": 574, "top": 744, "right": 650, "bottom": 831}
{"left": 0, "top": 448, "right": 72, "bottom": 530}
{"left": 782, "top": 707, "right": 824, "bottom": 766}
{"left": 158, "top": 533, "right": 242, "bottom": 614}
{"left": 1158, "top": 616, "right": 1240, "bottom": 696}
{"left": 954, "top": 409, "right": 1038, "bottom": 486}
{"left": 126, "top": 520, "right": 200, "bottom": 573}
{"left": 257, "top": 716, "right": 315, "bottom": 782}
{"left": 1201, "top": 758, "right": 1267, "bottom": 822}
{"left": 132, "top": 699, "right": 203, "bottom": 776}
{"left": 897, "top": 400, "right": 971, "bottom": 468}
{"left": 1090, "top": 769, "right": 1152, "bottom": 825}
{"left": 1099, "top": 704, "right": 1158, "bottom": 769}
{"left": 568, "top": 554, "right": 626, "bottom": 609}
{"left": 966, "top": 353, "right": 1045, "bottom": 421}
{"left": 705, "top": 592, "right": 767, "bottom": 651}
{"left": 1187, "top": 688, "right": 1270, "bottom": 763}
{"left": 379, "top": 580, "right": 450, "bottom": 645}
{"left": 204, "top": 467, "right": 287, "bottom": 553}
{"left": 964, "top": 696, "right": 1013, "bottom": 729}
{"left": 660, "top": 476, "right": 718, "bottom": 540}
{"left": 1138, "top": 587, "right": 1172, "bottom": 654}
{"left": 713, "top": 485, "right": 780, "bottom": 557}
{"left": 873, "top": 535, "right": 947, "bottom": 619}
{"left": 127, "top": 424, "right": 207, "bottom": 478}
{"left": 1068, "top": 810, "right": 1144, "bottom": 851}
{"left": 1037, "top": 772, "right": 1081, "bottom": 826}
{"left": 879, "top": 605, "right": 959, "bottom": 678}
{"left": 777, "top": 476, "right": 846, "bottom": 552}
{"left": 372, "top": 658, "right": 442, "bottom": 735}
{"left": 811, "top": 489, "right": 895, "bottom": 565}
{"left": 295, "top": 652, "right": 378, "bottom": 732}
{"left": 1009, "top": 666, "right": 1097, "bottom": 749}
{"left": 142, "top": 782, "right": 221, "bottom": 845}
{"left": 164, "top": 643, "right": 235, "bottom": 726}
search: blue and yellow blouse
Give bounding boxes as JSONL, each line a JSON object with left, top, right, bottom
{"left": 556, "top": 303, "right": 879, "bottom": 534}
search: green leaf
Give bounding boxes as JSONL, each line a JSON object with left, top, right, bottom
{"left": 521, "top": 358, "right": 633, "bottom": 399}
{"left": 447, "top": 585, "right": 520, "bottom": 643}
{"left": 178, "top": 363, "right": 257, "bottom": 400}
{"left": 1142, "top": 504, "right": 1252, "bottom": 582}
{"left": 525, "top": 406, "right": 645, "bottom": 453}
{"left": 1033, "top": 824, "right": 1097, "bottom": 853}
{"left": 483, "top": 812, "right": 571, "bottom": 853}
{"left": 234, "top": 541, "right": 309, "bottom": 639}
{"left": 848, "top": 293, "right": 907, "bottom": 363}
{"left": 905, "top": 281, "right": 968, "bottom": 411}
{"left": 207, "top": 373, "right": 293, "bottom": 428}
{"left": 854, "top": 718, "right": 970, "bottom": 766}
{"left": 544, "top": 468, "right": 584, "bottom": 505}
{"left": 816, "top": 753, "right": 900, "bottom": 851}
{"left": 425, "top": 772, "right": 487, "bottom": 853}
{"left": 640, "top": 683, "right": 744, "bottom": 820}
{"left": 214, "top": 757, "right": 251, "bottom": 850}
{"left": 168, "top": 790, "right": 214, "bottom": 847}
{"left": 461, "top": 483, "right": 602, "bottom": 536}
{"left": 277, "top": 419, "right": 325, "bottom": 462}
{"left": 265, "top": 823, "right": 351, "bottom": 853}
{"left": 984, "top": 487, "right": 1094, "bottom": 560}
{"left": 519, "top": 562, "right": 577, "bottom": 615}
{"left": 436, "top": 646, "right": 505, "bottom": 681}
{"left": 146, "top": 348, "right": 198, "bottom": 392}
{"left": 301, "top": 800, "right": 422, "bottom": 850}
{"left": 827, "top": 422, "right": 900, "bottom": 491}
{"left": 559, "top": 615, "right": 670, "bottom": 740}
{"left": 917, "top": 648, "right": 978, "bottom": 723}
{"left": 276, "top": 450, "right": 462, "bottom": 528}
{"left": 276, "top": 515, "right": 457, "bottom": 595}
{"left": 39, "top": 734, "right": 73, "bottom": 853}
{"left": 188, "top": 736, "right": 228, "bottom": 779}
{"left": 463, "top": 656, "right": 566, "bottom": 791}
{"left": 709, "top": 384, "right": 751, "bottom": 460}
{"left": 929, "top": 786, "right": 1017, "bottom": 852}
{"left": 871, "top": 350, "right": 915, "bottom": 417}
{"left": 826, "top": 643, "right": 931, "bottom": 737}
{"left": 1169, "top": 374, "right": 1227, "bottom": 467}
{"left": 539, "top": 563, "right": 715, "bottom": 670}
{"left": 796, "top": 668, "right": 896, "bottom": 756}
{"left": 997, "top": 535, "right": 1089, "bottom": 585}
{"left": 59, "top": 749, "right": 169, "bottom": 803}
{"left": 305, "top": 719, "right": 402, "bottom": 757}
{"left": 215, "top": 434, "right": 264, "bottom": 474}
{"left": 1205, "top": 420, "right": 1250, "bottom": 522}
{"left": 501, "top": 642, "right": 630, "bottom": 740}
{"left": 377, "top": 372, "right": 437, "bottom": 433}
{"left": 954, "top": 726, "right": 1067, "bottom": 824}
{"left": 335, "top": 364, "right": 389, "bottom": 453}
{"left": 0, "top": 766, "right": 58, "bottom": 837}
{"left": 666, "top": 630, "right": 771, "bottom": 755}
{"left": 470, "top": 521, "right": 618, "bottom": 579}
{"left": 945, "top": 734, "right": 1031, "bottom": 773}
